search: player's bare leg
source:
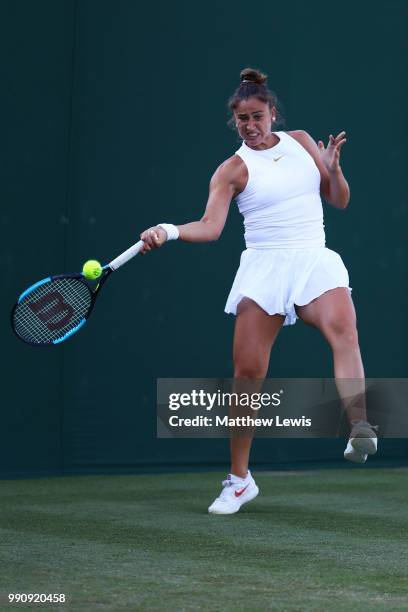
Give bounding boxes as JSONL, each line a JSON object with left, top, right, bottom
{"left": 296, "top": 287, "right": 377, "bottom": 463}
{"left": 208, "top": 299, "right": 284, "bottom": 514}
{"left": 296, "top": 288, "right": 364, "bottom": 420}
{"left": 231, "top": 299, "right": 284, "bottom": 477}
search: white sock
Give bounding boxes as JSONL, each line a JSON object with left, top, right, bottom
{"left": 230, "top": 471, "right": 250, "bottom": 483}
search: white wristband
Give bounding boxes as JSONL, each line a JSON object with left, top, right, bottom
{"left": 158, "top": 223, "right": 179, "bottom": 241}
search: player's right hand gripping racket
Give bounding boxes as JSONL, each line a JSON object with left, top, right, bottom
{"left": 11, "top": 240, "right": 145, "bottom": 346}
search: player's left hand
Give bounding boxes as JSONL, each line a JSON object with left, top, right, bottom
{"left": 318, "top": 131, "right": 346, "bottom": 173}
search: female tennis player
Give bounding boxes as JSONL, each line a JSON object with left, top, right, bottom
{"left": 140, "top": 68, "right": 378, "bottom": 514}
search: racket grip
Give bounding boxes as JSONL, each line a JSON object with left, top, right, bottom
{"left": 108, "top": 240, "right": 145, "bottom": 270}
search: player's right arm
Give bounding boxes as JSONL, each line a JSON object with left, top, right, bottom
{"left": 140, "top": 156, "right": 245, "bottom": 252}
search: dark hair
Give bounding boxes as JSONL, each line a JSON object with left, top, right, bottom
{"left": 228, "top": 67, "right": 285, "bottom": 128}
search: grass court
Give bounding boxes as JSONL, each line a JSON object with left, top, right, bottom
{"left": 1, "top": 468, "right": 407, "bottom": 611}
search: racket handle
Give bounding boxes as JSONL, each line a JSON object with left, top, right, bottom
{"left": 108, "top": 240, "right": 145, "bottom": 271}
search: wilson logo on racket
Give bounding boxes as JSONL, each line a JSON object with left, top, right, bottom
{"left": 11, "top": 239, "right": 145, "bottom": 346}
{"left": 28, "top": 291, "right": 74, "bottom": 330}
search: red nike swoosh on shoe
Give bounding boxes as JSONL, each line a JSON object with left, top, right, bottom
{"left": 235, "top": 484, "right": 249, "bottom": 497}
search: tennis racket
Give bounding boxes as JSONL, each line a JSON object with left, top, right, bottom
{"left": 11, "top": 239, "right": 145, "bottom": 346}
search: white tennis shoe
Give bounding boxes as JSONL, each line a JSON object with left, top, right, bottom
{"left": 208, "top": 471, "right": 259, "bottom": 515}
{"left": 344, "top": 420, "right": 378, "bottom": 464}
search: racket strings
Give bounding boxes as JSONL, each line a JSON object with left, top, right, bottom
{"left": 13, "top": 278, "right": 92, "bottom": 344}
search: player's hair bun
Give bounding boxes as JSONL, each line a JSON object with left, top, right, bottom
{"left": 240, "top": 68, "right": 267, "bottom": 85}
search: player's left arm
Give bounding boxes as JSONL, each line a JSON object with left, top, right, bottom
{"left": 289, "top": 130, "right": 350, "bottom": 209}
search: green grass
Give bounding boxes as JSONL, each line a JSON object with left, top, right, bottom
{"left": 1, "top": 469, "right": 408, "bottom": 611}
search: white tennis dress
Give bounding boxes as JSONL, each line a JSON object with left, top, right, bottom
{"left": 224, "top": 131, "right": 350, "bottom": 325}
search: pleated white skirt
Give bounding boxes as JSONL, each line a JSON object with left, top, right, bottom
{"left": 224, "top": 247, "right": 351, "bottom": 326}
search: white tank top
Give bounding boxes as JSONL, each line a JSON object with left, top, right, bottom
{"left": 235, "top": 131, "right": 325, "bottom": 249}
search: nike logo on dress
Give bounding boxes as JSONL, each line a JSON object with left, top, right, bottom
{"left": 234, "top": 484, "right": 249, "bottom": 497}
{"left": 273, "top": 155, "right": 284, "bottom": 162}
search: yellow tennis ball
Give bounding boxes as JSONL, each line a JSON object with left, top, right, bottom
{"left": 82, "top": 259, "right": 102, "bottom": 280}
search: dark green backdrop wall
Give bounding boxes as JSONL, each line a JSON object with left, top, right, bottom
{"left": 1, "top": 0, "right": 407, "bottom": 476}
